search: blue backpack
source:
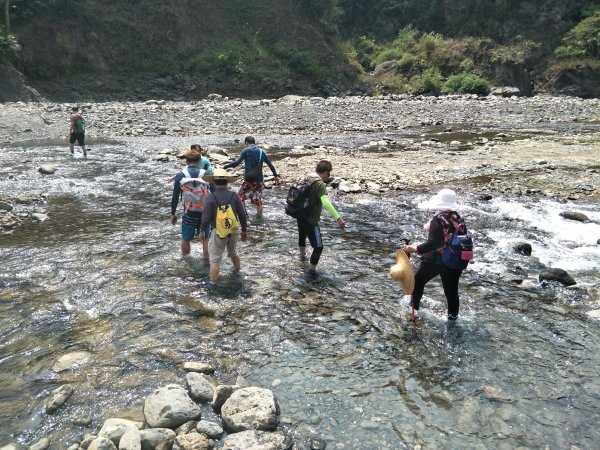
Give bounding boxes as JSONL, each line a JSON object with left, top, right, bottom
{"left": 436, "top": 212, "right": 474, "bottom": 270}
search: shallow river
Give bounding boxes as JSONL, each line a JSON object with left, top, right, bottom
{"left": 1, "top": 137, "right": 599, "bottom": 449}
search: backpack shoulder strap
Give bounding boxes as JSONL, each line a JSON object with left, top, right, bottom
{"left": 182, "top": 168, "right": 191, "bottom": 179}
{"left": 212, "top": 192, "right": 221, "bottom": 207}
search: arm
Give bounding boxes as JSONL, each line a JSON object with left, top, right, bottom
{"left": 200, "top": 194, "right": 215, "bottom": 232}
{"left": 404, "top": 218, "right": 444, "bottom": 255}
{"left": 223, "top": 150, "right": 245, "bottom": 169}
{"left": 320, "top": 194, "right": 345, "bottom": 228}
{"left": 170, "top": 173, "right": 183, "bottom": 221}
{"left": 232, "top": 193, "right": 248, "bottom": 233}
{"left": 262, "top": 152, "right": 279, "bottom": 178}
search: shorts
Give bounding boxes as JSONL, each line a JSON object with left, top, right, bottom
{"left": 207, "top": 229, "right": 240, "bottom": 265}
{"left": 181, "top": 214, "right": 210, "bottom": 241}
{"left": 69, "top": 132, "right": 85, "bottom": 146}
{"left": 238, "top": 181, "right": 264, "bottom": 206}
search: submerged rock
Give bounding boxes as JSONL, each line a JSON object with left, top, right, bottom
{"left": 539, "top": 268, "right": 576, "bottom": 286}
{"left": 45, "top": 385, "right": 74, "bottom": 413}
{"left": 559, "top": 211, "right": 589, "bottom": 222}
{"left": 38, "top": 165, "right": 57, "bottom": 175}
{"left": 513, "top": 242, "right": 532, "bottom": 256}
{"left": 28, "top": 438, "right": 50, "bottom": 450}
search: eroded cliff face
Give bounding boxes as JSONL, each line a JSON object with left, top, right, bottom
{"left": 0, "top": 62, "right": 44, "bottom": 102}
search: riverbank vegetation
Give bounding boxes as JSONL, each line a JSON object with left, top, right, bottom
{"left": 1, "top": 0, "right": 600, "bottom": 98}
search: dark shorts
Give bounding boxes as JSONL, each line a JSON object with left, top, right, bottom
{"left": 181, "top": 214, "right": 210, "bottom": 241}
{"left": 69, "top": 132, "right": 85, "bottom": 146}
{"left": 238, "top": 181, "right": 264, "bottom": 206}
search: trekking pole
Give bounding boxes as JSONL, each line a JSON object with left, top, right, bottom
{"left": 399, "top": 238, "right": 417, "bottom": 333}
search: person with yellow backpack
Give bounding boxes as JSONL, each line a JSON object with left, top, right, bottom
{"left": 200, "top": 168, "right": 248, "bottom": 285}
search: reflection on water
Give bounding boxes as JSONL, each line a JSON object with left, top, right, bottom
{"left": 1, "top": 142, "right": 599, "bottom": 449}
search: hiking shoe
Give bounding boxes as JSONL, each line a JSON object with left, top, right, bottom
{"left": 299, "top": 254, "right": 308, "bottom": 262}
{"left": 447, "top": 314, "right": 458, "bottom": 321}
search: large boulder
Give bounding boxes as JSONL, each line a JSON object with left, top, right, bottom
{"left": 186, "top": 372, "right": 215, "bottom": 403}
{"left": 559, "top": 211, "right": 589, "bottom": 222}
{"left": 144, "top": 385, "right": 201, "bottom": 429}
{"left": 88, "top": 437, "right": 118, "bottom": 450}
{"left": 221, "top": 430, "right": 290, "bottom": 450}
{"left": 0, "top": 62, "right": 44, "bottom": 102}
{"left": 539, "top": 268, "right": 576, "bottom": 286}
{"left": 221, "top": 387, "right": 279, "bottom": 433}
{"left": 99, "top": 418, "right": 140, "bottom": 446}
{"left": 139, "top": 429, "right": 176, "bottom": 450}
{"left": 118, "top": 427, "right": 141, "bottom": 450}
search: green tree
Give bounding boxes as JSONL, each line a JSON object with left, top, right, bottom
{"left": 555, "top": 11, "right": 600, "bottom": 58}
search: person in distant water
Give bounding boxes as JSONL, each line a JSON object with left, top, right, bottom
{"left": 223, "top": 136, "right": 281, "bottom": 218}
{"left": 295, "top": 160, "right": 345, "bottom": 275}
{"left": 191, "top": 143, "right": 215, "bottom": 192}
{"left": 171, "top": 149, "right": 211, "bottom": 259}
{"left": 403, "top": 189, "right": 467, "bottom": 321}
{"left": 69, "top": 106, "right": 87, "bottom": 157}
{"left": 200, "top": 168, "right": 248, "bottom": 284}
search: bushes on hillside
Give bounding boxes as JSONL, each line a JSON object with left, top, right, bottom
{"left": 0, "top": 27, "right": 20, "bottom": 62}
{"left": 555, "top": 11, "right": 600, "bottom": 59}
{"left": 444, "top": 72, "right": 490, "bottom": 95}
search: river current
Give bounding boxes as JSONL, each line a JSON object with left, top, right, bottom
{"left": 1, "top": 137, "right": 599, "bottom": 449}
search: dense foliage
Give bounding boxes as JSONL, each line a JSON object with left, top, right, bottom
{"left": 0, "top": 26, "right": 19, "bottom": 61}
{"left": 555, "top": 11, "right": 600, "bottom": 58}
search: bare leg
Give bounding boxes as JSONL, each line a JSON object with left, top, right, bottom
{"left": 256, "top": 203, "right": 263, "bottom": 217}
{"left": 209, "top": 263, "right": 220, "bottom": 283}
{"left": 309, "top": 263, "right": 317, "bottom": 272}
{"left": 69, "top": 143, "right": 74, "bottom": 154}
{"left": 82, "top": 145, "right": 87, "bottom": 157}
{"left": 232, "top": 255, "right": 241, "bottom": 271}
{"left": 202, "top": 239, "right": 209, "bottom": 260}
{"left": 181, "top": 240, "right": 191, "bottom": 257}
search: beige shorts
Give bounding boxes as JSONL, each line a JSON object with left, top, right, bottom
{"left": 208, "top": 229, "right": 240, "bottom": 265}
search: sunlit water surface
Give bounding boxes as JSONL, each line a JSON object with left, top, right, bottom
{"left": 1, "top": 141, "right": 599, "bottom": 449}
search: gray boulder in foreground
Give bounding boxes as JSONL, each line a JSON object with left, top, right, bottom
{"left": 560, "top": 211, "right": 589, "bottom": 222}
{"left": 221, "top": 387, "right": 279, "bottom": 433}
{"left": 186, "top": 372, "right": 214, "bottom": 403}
{"left": 221, "top": 430, "right": 290, "bottom": 450}
{"left": 139, "top": 428, "right": 176, "bottom": 450}
{"left": 539, "top": 268, "right": 576, "bottom": 286}
{"left": 144, "top": 384, "right": 201, "bottom": 429}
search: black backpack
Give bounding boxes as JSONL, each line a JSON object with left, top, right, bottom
{"left": 285, "top": 177, "right": 320, "bottom": 218}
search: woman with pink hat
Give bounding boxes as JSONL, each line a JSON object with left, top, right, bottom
{"left": 403, "top": 189, "right": 468, "bottom": 321}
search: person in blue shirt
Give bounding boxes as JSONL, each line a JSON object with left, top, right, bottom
{"left": 170, "top": 148, "right": 211, "bottom": 259}
{"left": 224, "top": 136, "right": 281, "bottom": 218}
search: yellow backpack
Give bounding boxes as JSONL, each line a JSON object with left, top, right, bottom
{"left": 213, "top": 193, "right": 239, "bottom": 238}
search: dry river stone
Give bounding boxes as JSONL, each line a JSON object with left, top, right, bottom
{"left": 118, "top": 427, "right": 141, "bottom": 450}
{"left": 182, "top": 362, "right": 215, "bottom": 374}
{"left": 38, "top": 165, "right": 56, "bottom": 175}
{"left": 559, "top": 211, "right": 589, "bottom": 222}
{"left": 221, "top": 387, "right": 279, "bottom": 432}
{"left": 144, "top": 384, "right": 201, "bottom": 429}
{"left": 212, "top": 384, "right": 240, "bottom": 411}
{"left": 539, "top": 268, "right": 576, "bottom": 286}
{"left": 99, "top": 418, "right": 140, "bottom": 446}
{"left": 88, "top": 437, "right": 118, "bottom": 450}
{"left": 186, "top": 372, "right": 214, "bottom": 403}
{"left": 221, "top": 430, "right": 289, "bottom": 450}
{"left": 196, "top": 420, "right": 223, "bottom": 439}
{"left": 0, "top": 201, "right": 13, "bottom": 211}
{"left": 139, "top": 428, "right": 176, "bottom": 450}
{"left": 172, "top": 432, "right": 211, "bottom": 450}
{"left": 45, "top": 384, "right": 74, "bottom": 413}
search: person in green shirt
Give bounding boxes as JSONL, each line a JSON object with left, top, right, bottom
{"left": 297, "top": 160, "right": 345, "bottom": 275}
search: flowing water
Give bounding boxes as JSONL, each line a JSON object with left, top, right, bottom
{"left": 1, "top": 138, "right": 599, "bottom": 450}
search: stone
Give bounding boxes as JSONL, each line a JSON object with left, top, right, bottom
{"left": 0, "top": 444, "right": 19, "bottom": 450}
{"left": 559, "top": 211, "right": 589, "bottom": 222}
{"left": 99, "top": 419, "right": 140, "bottom": 446}
{"left": 221, "top": 430, "right": 289, "bottom": 450}
{"left": 212, "top": 384, "right": 240, "bottom": 411}
{"left": 45, "top": 385, "right": 74, "bottom": 413}
{"left": 0, "top": 201, "right": 13, "bottom": 211}
{"left": 175, "top": 422, "right": 198, "bottom": 436}
{"left": 309, "top": 436, "right": 327, "bottom": 450}
{"left": 182, "top": 362, "right": 215, "bottom": 374}
{"left": 139, "top": 429, "right": 176, "bottom": 450}
{"left": 196, "top": 420, "right": 223, "bottom": 439}
{"left": 38, "top": 165, "right": 57, "bottom": 175}
{"left": 587, "top": 310, "right": 600, "bottom": 320}
{"left": 235, "top": 375, "right": 251, "bottom": 388}
{"left": 539, "top": 268, "right": 576, "bottom": 286}
{"left": 144, "top": 384, "right": 201, "bottom": 429}
{"left": 72, "top": 416, "right": 93, "bottom": 427}
{"left": 221, "top": 387, "right": 279, "bottom": 432}
{"left": 53, "top": 351, "right": 93, "bottom": 372}
{"left": 32, "top": 213, "right": 48, "bottom": 222}
{"left": 118, "top": 427, "right": 141, "bottom": 450}
{"left": 28, "top": 439, "right": 50, "bottom": 450}
{"left": 88, "top": 437, "right": 117, "bottom": 450}
{"left": 186, "top": 372, "right": 214, "bottom": 403}
{"left": 172, "top": 432, "right": 211, "bottom": 450}
{"left": 513, "top": 242, "right": 532, "bottom": 256}
{"left": 153, "top": 154, "right": 170, "bottom": 162}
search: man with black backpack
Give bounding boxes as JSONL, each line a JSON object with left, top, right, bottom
{"left": 286, "top": 160, "right": 345, "bottom": 276}
{"left": 170, "top": 149, "right": 211, "bottom": 260}
{"left": 403, "top": 189, "right": 473, "bottom": 321}
{"left": 224, "top": 136, "right": 281, "bottom": 218}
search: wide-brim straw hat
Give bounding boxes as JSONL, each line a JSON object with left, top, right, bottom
{"left": 389, "top": 250, "right": 415, "bottom": 295}
{"left": 202, "top": 168, "right": 238, "bottom": 183}
{"left": 418, "top": 188, "right": 459, "bottom": 211}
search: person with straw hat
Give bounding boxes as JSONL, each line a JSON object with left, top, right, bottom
{"left": 403, "top": 189, "right": 468, "bottom": 321}
{"left": 200, "top": 168, "right": 248, "bottom": 285}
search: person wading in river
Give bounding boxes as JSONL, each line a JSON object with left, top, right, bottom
{"left": 224, "top": 136, "right": 281, "bottom": 219}
{"left": 68, "top": 106, "right": 87, "bottom": 158}
{"left": 170, "top": 149, "right": 211, "bottom": 260}
{"left": 295, "top": 160, "right": 345, "bottom": 275}
{"left": 403, "top": 189, "right": 468, "bottom": 321}
{"left": 200, "top": 168, "right": 248, "bottom": 285}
